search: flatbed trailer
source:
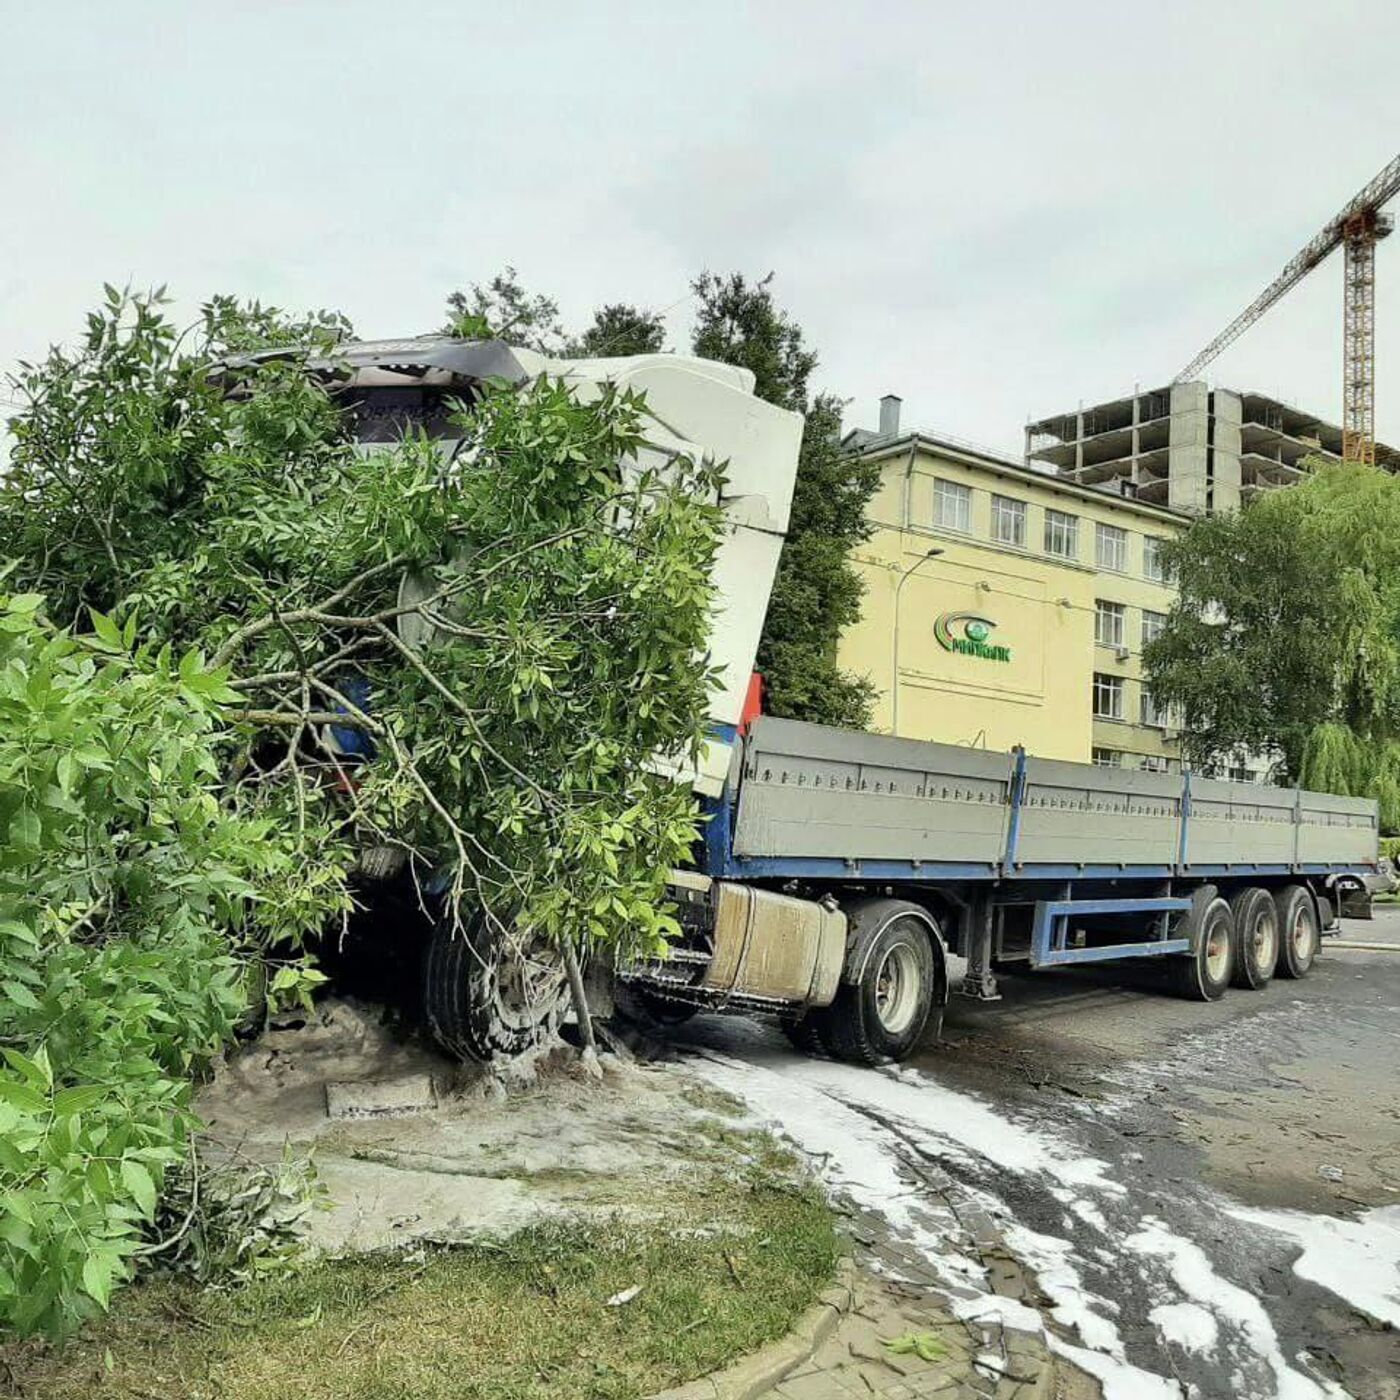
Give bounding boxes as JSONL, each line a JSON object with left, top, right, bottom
{"left": 612, "top": 717, "right": 1380, "bottom": 1063}
{"left": 302, "top": 335, "right": 1380, "bottom": 1067}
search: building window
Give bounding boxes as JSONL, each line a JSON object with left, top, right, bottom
{"left": 1092, "top": 747, "right": 1122, "bottom": 768}
{"left": 1141, "top": 688, "right": 1167, "bottom": 727}
{"left": 990, "top": 494, "right": 1025, "bottom": 547}
{"left": 1096, "top": 523, "right": 1127, "bottom": 573}
{"left": 1140, "top": 754, "right": 1170, "bottom": 774}
{"left": 1044, "top": 508, "right": 1079, "bottom": 559}
{"left": 934, "top": 479, "right": 972, "bottom": 533}
{"left": 1095, "top": 600, "right": 1126, "bottom": 648}
{"left": 1143, "top": 535, "right": 1167, "bottom": 582}
{"left": 1141, "top": 609, "right": 1168, "bottom": 647}
{"left": 1092, "top": 672, "right": 1124, "bottom": 720}
{"left": 1228, "top": 765, "right": 1250, "bottom": 784}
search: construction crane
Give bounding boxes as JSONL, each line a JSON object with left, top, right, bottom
{"left": 1177, "top": 153, "right": 1400, "bottom": 467}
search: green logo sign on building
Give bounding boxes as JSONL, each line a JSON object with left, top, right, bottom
{"left": 934, "top": 611, "right": 1011, "bottom": 662}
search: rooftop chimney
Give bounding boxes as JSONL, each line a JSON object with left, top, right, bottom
{"left": 879, "top": 394, "right": 902, "bottom": 438}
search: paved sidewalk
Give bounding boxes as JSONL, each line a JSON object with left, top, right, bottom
{"left": 766, "top": 1154, "right": 1102, "bottom": 1400}
{"left": 768, "top": 1269, "right": 1073, "bottom": 1400}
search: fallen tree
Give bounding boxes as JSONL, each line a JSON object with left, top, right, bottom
{"left": 0, "top": 288, "right": 722, "bottom": 1335}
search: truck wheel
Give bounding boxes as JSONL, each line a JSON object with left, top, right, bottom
{"left": 1228, "top": 887, "right": 1279, "bottom": 990}
{"left": 1274, "top": 885, "right": 1319, "bottom": 979}
{"left": 818, "top": 916, "right": 935, "bottom": 1066}
{"left": 423, "top": 907, "right": 569, "bottom": 1062}
{"left": 612, "top": 982, "right": 697, "bottom": 1032}
{"left": 1169, "top": 893, "right": 1234, "bottom": 1001}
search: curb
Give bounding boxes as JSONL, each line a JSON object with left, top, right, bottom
{"left": 647, "top": 1258, "right": 856, "bottom": 1400}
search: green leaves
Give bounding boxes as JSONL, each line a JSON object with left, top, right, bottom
{"left": 120, "top": 1160, "right": 157, "bottom": 1218}
{"left": 0, "top": 282, "right": 731, "bottom": 1335}
{"left": 1146, "top": 459, "right": 1400, "bottom": 800}
{"left": 81, "top": 1250, "right": 122, "bottom": 1309}
{"left": 882, "top": 1331, "right": 948, "bottom": 1362}
{"left": 0, "top": 592, "right": 292, "bottom": 1337}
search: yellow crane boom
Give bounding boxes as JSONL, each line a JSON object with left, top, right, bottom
{"left": 1177, "top": 154, "right": 1400, "bottom": 467}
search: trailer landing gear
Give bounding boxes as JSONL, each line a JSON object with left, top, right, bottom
{"left": 959, "top": 891, "right": 1002, "bottom": 1002}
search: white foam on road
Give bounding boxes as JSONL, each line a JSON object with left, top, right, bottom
{"left": 698, "top": 1050, "right": 1121, "bottom": 1192}
{"left": 690, "top": 1049, "right": 954, "bottom": 1250}
{"left": 690, "top": 1047, "right": 1179, "bottom": 1400}
{"left": 1227, "top": 1203, "right": 1400, "bottom": 1328}
{"left": 951, "top": 1292, "right": 1044, "bottom": 1332}
{"left": 1001, "top": 1222, "right": 1121, "bottom": 1353}
{"left": 1045, "top": 1334, "right": 1183, "bottom": 1400}
{"left": 1148, "top": 1301, "right": 1219, "bottom": 1354}
{"left": 689, "top": 1043, "right": 1371, "bottom": 1400}
{"left": 1126, "top": 1217, "right": 1348, "bottom": 1400}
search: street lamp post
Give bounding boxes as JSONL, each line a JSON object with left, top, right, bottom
{"left": 890, "top": 547, "right": 944, "bottom": 737}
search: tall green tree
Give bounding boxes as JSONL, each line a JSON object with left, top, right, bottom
{"left": 691, "top": 273, "right": 879, "bottom": 727}
{"left": 444, "top": 266, "right": 566, "bottom": 350}
{"left": 1144, "top": 460, "right": 1400, "bottom": 816}
{"left": 569, "top": 303, "right": 666, "bottom": 358}
{"left": 691, "top": 272, "right": 815, "bottom": 412}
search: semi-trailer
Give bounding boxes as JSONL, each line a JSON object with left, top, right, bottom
{"left": 265, "top": 334, "right": 1378, "bottom": 1065}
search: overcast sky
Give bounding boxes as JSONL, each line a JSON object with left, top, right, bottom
{"left": 4, "top": 2, "right": 1400, "bottom": 455}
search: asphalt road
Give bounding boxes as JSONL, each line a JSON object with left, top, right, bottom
{"left": 678, "top": 908, "right": 1400, "bottom": 1399}
{"left": 929, "top": 908, "right": 1400, "bottom": 1219}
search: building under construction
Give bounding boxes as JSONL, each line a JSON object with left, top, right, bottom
{"left": 1024, "top": 383, "right": 1398, "bottom": 516}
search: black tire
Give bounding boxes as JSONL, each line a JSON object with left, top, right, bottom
{"left": 1228, "top": 886, "right": 1279, "bottom": 990}
{"left": 612, "top": 981, "right": 697, "bottom": 1032}
{"left": 1169, "top": 891, "right": 1234, "bottom": 1001}
{"left": 1274, "top": 884, "right": 1319, "bottom": 979}
{"left": 422, "top": 907, "right": 568, "bottom": 1062}
{"left": 1316, "top": 892, "right": 1337, "bottom": 933}
{"left": 780, "top": 1011, "right": 828, "bottom": 1056}
{"left": 818, "top": 915, "right": 935, "bottom": 1066}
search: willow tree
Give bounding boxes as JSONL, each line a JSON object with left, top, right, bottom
{"left": 1144, "top": 461, "right": 1400, "bottom": 821}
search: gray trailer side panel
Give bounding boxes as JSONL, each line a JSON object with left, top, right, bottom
{"left": 731, "top": 719, "right": 1009, "bottom": 866}
{"left": 729, "top": 718, "right": 1379, "bottom": 877}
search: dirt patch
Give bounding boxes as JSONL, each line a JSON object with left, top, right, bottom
{"left": 198, "top": 999, "right": 778, "bottom": 1254}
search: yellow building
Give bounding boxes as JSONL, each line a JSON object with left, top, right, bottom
{"left": 838, "top": 416, "right": 1187, "bottom": 770}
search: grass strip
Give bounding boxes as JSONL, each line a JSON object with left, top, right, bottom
{"left": 3, "top": 1168, "right": 837, "bottom": 1400}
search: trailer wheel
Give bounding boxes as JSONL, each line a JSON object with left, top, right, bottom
{"left": 612, "top": 982, "right": 697, "bottom": 1032}
{"left": 423, "top": 907, "right": 569, "bottom": 1062}
{"left": 819, "top": 915, "right": 935, "bottom": 1065}
{"left": 1274, "top": 884, "right": 1319, "bottom": 979}
{"left": 1228, "top": 887, "right": 1279, "bottom": 990}
{"left": 1169, "top": 892, "right": 1234, "bottom": 1001}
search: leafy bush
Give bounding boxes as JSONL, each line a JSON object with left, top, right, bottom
{"left": 0, "top": 593, "right": 327, "bottom": 1336}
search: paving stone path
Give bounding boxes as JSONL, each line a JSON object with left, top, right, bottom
{"left": 768, "top": 1175, "right": 1101, "bottom": 1400}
